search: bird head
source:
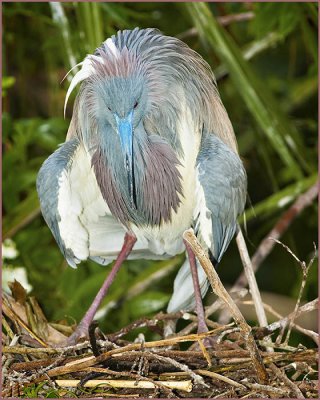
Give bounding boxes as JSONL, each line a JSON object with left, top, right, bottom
{"left": 93, "top": 73, "right": 147, "bottom": 150}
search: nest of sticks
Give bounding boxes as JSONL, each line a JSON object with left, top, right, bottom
{"left": 2, "top": 229, "right": 318, "bottom": 398}
{"left": 3, "top": 174, "right": 320, "bottom": 400}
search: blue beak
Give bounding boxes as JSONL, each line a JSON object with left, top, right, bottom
{"left": 115, "top": 111, "right": 135, "bottom": 208}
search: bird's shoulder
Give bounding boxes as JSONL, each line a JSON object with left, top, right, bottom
{"left": 198, "top": 134, "right": 247, "bottom": 201}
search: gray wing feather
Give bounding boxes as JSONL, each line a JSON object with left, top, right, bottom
{"left": 36, "top": 138, "right": 80, "bottom": 267}
{"left": 197, "top": 133, "right": 247, "bottom": 262}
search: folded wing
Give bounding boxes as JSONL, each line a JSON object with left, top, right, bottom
{"left": 167, "top": 133, "right": 247, "bottom": 312}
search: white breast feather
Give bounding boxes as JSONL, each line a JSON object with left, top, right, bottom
{"left": 131, "top": 93, "right": 201, "bottom": 256}
{"left": 58, "top": 94, "right": 205, "bottom": 263}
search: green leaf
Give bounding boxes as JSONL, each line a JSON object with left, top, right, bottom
{"left": 3, "top": 191, "right": 40, "bottom": 239}
{"left": 250, "top": 3, "right": 302, "bottom": 39}
{"left": 2, "top": 76, "right": 16, "bottom": 89}
{"left": 128, "top": 290, "right": 171, "bottom": 319}
{"left": 55, "top": 262, "right": 133, "bottom": 321}
{"left": 285, "top": 75, "right": 318, "bottom": 112}
{"left": 185, "top": 3, "right": 312, "bottom": 180}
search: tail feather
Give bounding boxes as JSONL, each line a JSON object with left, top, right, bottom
{"left": 167, "top": 255, "right": 209, "bottom": 313}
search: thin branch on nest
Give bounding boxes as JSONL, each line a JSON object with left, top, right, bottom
{"left": 54, "top": 378, "right": 193, "bottom": 391}
{"left": 242, "top": 299, "right": 318, "bottom": 343}
{"left": 183, "top": 228, "right": 268, "bottom": 384}
{"left": 271, "top": 240, "right": 317, "bottom": 345}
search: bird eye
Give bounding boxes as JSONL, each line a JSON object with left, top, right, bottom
{"left": 133, "top": 101, "right": 138, "bottom": 109}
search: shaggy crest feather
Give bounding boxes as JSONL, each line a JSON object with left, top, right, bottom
{"left": 65, "top": 28, "right": 237, "bottom": 152}
{"left": 64, "top": 55, "right": 104, "bottom": 116}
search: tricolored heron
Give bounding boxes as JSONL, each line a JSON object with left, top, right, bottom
{"left": 37, "top": 28, "right": 247, "bottom": 343}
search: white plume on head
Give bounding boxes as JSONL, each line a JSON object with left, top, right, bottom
{"left": 64, "top": 55, "right": 104, "bottom": 117}
{"left": 64, "top": 37, "right": 122, "bottom": 117}
{"left": 105, "top": 38, "right": 119, "bottom": 58}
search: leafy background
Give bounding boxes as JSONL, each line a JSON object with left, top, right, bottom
{"left": 3, "top": 2, "right": 318, "bottom": 343}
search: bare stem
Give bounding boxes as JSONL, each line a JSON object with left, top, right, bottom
{"left": 271, "top": 240, "right": 317, "bottom": 345}
{"left": 183, "top": 229, "right": 268, "bottom": 384}
{"left": 235, "top": 227, "right": 268, "bottom": 328}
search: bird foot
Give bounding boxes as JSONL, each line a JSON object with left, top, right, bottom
{"left": 202, "top": 335, "right": 218, "bottom": 349}
{"left": 57, "top": 323, "right": 90, "bottom": 348}
{"left": 189, "top": 321, "right": 219, "bottom": 350}
{"left": 190, "top": 334, "right": 218, "bottom": 351}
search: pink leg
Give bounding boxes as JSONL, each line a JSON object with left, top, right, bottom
{"left": 66, "top": 233, "right": 137, "bottom": 345}
{"left": 184, "top": 240, "right": 208, "bottom": 334}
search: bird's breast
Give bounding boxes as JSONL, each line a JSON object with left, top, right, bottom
{"left": 131, "top": 100, "right": 202, "bottom": 255}
{"left": 92, "top": 97, "right": 202, "bottom": 257}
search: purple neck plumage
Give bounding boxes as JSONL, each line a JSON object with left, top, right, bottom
{"left": 92, "top": 133, "right": 183, "bottom": 227}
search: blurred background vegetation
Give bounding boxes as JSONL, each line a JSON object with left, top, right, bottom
{"left": 3, "top": 2, "right": 318, "bottom": 343}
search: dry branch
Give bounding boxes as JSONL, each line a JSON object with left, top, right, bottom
{"left": 183, "top": 229, "right": 268, "bottom": 384}
{"left": 55, "top": 379, "right": 193, "bottom": 392}
{"left": 235, "top": 227, "right": 268, "bottom": 328}
{"left": 243, "top": 299, "right": 318, "bottom": 343}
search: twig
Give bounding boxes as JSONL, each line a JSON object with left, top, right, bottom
{"left": 239, "top": 391, "right": 256, "bottom": 399}
{"left": 84, "top": 365, "right": 159, "bottom": 390}
{"left": 266, "top": 299, "right": 318, "bottom": 332}
{"left": 217, "top": 12, "right": 255, "bottom": 26}
{"left": 234, "top": 183, "right": 318, "bottom": 291}
{"left": 45, "top": 328, "right": 225, "bottom": 378}
{"left": 271, "top": 240, "right": 317, "bottom": 345}
{"left": 245, "top": 299, "right": 319, "bottom": 343}
{"left": 177, "top": 12, "right": 255, "bottom": 39}
{"left": 241, "top": 380, "right": 290, "bottom": 397}
{"left": 107, "top": 312, "right": 183, "bottom": 341}
{"left": 2, "top": 346, "right": 59, "bottom": 355}
{"left": 285, "top": 243, "right": 317, "bottom": 345}
{"left": 3, "top": 339, "right": 108, "bottom": 355}
{"left": 145, "top": 351, "right": 208, "bottom": 388}
{"left": 177, "top": 290, "right": 246, "bottom": 336}
{"left": 269, "top": 363, "right": 305, "bottom": 398}
{"left": 2, "top": 317, "right": 15, "bottom": 341}
{"left": 196, "top": 369, "right": 245, "bottom": 389}
{"left": 55, "top": 379, "right": 192, "bottom": 392}
{"left": 89, "top": 321, "right": 101, "bottom": 357}
{"left": 197, "top": 338, "right": 212, "bottom": 367}
{"left": 183, "top": 229, "right": 268, "bottom": 384}
{"left": 216, "top": 327, "right": 240, "bottom": 344}
{"left": 2, "top": 300, "right": 47, "bottom": 348}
